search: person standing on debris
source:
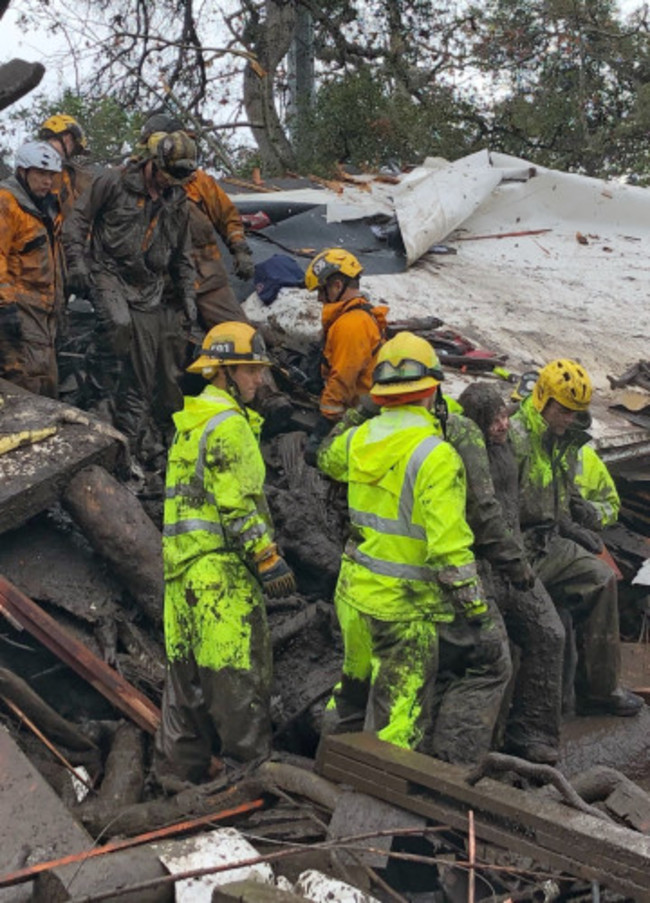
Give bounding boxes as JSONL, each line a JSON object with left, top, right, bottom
{"left": 38, "top": 114, "right": 93, "bottom": 224}
{"left": 138, "top": 113, "right": 253, "bottom": 328}
{"left": 317, "top": 332, "right": 511, "bottom": 763}
{"left": 0, "top": 141, "right": 63, "bottom": 396}
{"left": 62, "top": 130, "right": 198, "bottom": 460}
{"left": 156, "top": 322, "right": 296, "bottom": 782}
{"left": 509, "top": 359, "right": 643, "bottom": 717}
{"left": 457, "top": 382, "right": 565, "bottom": 764}
{"left": 304, "top": 248, "right": 387, "bottom": 461}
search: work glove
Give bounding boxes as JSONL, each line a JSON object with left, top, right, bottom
{"left": 340, "top": 396, "right": 381, "bottom": 429}
{"left": 66, "top": 262, "right": 92, "bottom": 297}
{"left": 181, "top": 292, "right": 198, "bottom": 328}
{"left": 570, "top": 495, "right": 602, "bottom": 532}
{"left": 255, "top": 546, "right": 297, "bottom": 598}
{"left": 446, "top": 581, "right": 489, "bottom": 626}
{"left": 505, "top": 559, "right": 536, "bottom": 591}
{"left": 231, "top": 241, "right": 255, "bottom": 282}
{"left": 304, "top": 415, "right": 334, "bottom": 467}
{"left": 559, "top": 516, "right": 604, "bottom": 555}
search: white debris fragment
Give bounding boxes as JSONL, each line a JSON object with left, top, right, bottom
{"left": 295, "top": 869, "right": 381, "bottom": 902}
{"left": 156, "top": 827, "right": 274, "bottom": 902}
{"left": 632, "top": 559, "right": 650, "bottom": 587}
{"left": 70, "top": 766, "right": 92, "bottom": 803}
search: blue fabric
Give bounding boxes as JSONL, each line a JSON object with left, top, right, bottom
{"left": 254, "top": 254, "right": 305, "bottom": 305}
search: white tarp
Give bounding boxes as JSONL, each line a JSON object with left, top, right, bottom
{"left": 242, "top": 151, "right": 650, "bottom": 454}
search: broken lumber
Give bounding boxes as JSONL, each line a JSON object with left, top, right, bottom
{"left": 63, "top": 465, "right": 163, "bottom": 624}
{"left": 320, "top": 733, "right": 650, "bottom": 901}
{"left": 0, "top": 797, "right": 265, "bottom": 891}
{"left": 0, "top": 576, "right": 161, "bottom": 733}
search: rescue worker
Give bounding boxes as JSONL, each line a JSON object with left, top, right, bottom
{"left": 304, "top": 248, "right": 387, "bottom": 461}
{"left": 138, "top": 113, "right": 253, "bottom": 327}
{"left": 62, "top": 130, "right": 198, "bottom": 459}
{"left": 509, "top": 359, "right": 643, "bottom": 716}
{"left": 37, "top": 114, "right": 93, "bottom": 223}
{"left": 317, "top": 333, "right": 511, "bottom": 763}
{"left": 0, "top": 141, "right": 62, "bottom": 396}
{"left": 574, "top": 443, "right": 621, "bottom": 528}
{"left": 155, "top": 322, "right": 296, "bottom": 782}
{"left": 458, "top": 382, "right": 565, "bottom": 764}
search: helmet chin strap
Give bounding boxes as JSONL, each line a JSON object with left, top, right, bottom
{"left": 224, "top": 367, "right": 250, "bottom": 421}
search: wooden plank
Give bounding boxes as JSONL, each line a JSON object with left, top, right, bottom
{"left": 0, "top": 380, "right": 119, "bottom": 536}
{"left": 323, "top": 760, "right": 614, "bottom": 890}
{"left": 323, "top": 735, "right": 650, "bottom": 900}
{"left": 0, "top": 576, "right": 160, "bottom": 734}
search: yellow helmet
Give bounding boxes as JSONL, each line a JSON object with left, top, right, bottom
{"left": 146, "top": 130, "right": 197, "bottom": 181}
{"left": 187, "top": 322, "right": 271, "bottom": 376}
{"left": 370, "top": 332, "right": 444, "bottom": 396}
{"left": 532, "top": 359, "right": 592, "bottom": 413}
{"left": 305, "top": 248, "right": 363, "bottom": 291}
{"left": 38, "top": 114, "right": 88, "bottom": 154}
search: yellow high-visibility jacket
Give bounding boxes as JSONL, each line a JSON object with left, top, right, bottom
{"left": 318, "top": 404, "right": 483, "bottom": 621}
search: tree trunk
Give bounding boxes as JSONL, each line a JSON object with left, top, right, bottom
{"left": 243, "top": 0, "right": 298, "bottom": 174}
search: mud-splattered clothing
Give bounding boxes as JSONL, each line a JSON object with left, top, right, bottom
{"left": 446, "top": 413, "right": 527, "bottom": 582}
{"left": 156, "top": 385, "right": 275, "bottom": 780}
{"left": 0, "top": 174, "right": 61, "bottom": 395}
{"left": 62, "top": 161, "right": 196, "bottom": 453}
{"left": 184, "top": 169, "right": 248, "bottom": 327}
{"left": 510, "top": 396, "right": 621, "bottom": 702}
{"left": 446, "top": 411, "right": 564, "bottom": 751}
{"left": 318, "top": 404, "right": 510, "bottom": 761}
{"left": 574, "top": 444, "right": 620, "bottom": 527}
{"left": 320, "top": 295, "right": 388, "bottom": 420}
{"left": 52, "top": 161, "right": 93, "bottom": 224}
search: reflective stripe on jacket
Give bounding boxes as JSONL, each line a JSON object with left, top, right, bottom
{"left": 509, "top": 396, "right": 585, "bottom": 534}
{"left": 0, "top": 176, "right": 60, "bottom": 314}
{"left": 320, "top": 295, "right": 388, "bottom": 420}
{"left": 574, "top": 444, "right": 620, "bottom": 526}
{"left": 163, "top": 384, "right": 274, "bottom": 579}
{"left": 317, "top": 404, "right": 478, "bottom": 621}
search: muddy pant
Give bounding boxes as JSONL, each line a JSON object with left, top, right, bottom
{"left": 529, "top": 533, "right": 621, "bottom": 702}
{"left": 156, "top": 554, "right": 272, "bottom": 782}
{"left": 492, "top": 571, "right": 565, "bottom": 749}
{"left": 326, "top": 596, "right": 511, "bottom": 764}
{"left": 0, "top": 301, "right": 58, "bottom": 397}
{"left": 196, "top": 265, "right": 248, "bottom": 330}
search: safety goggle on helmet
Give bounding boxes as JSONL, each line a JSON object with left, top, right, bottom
{"left": 371, "top": 332, "right": 444, "bottom": 396}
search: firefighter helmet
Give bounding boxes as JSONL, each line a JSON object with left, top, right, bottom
{"left": 146, "top": 130, "right": 197, "bottom": 181}
{"left": 15, "top": 141, "right": 62, "bottom": 173}
{"left": 305, "top": 248, "right": 363, "bottom": 291}
{"left": 371, "top": 331, "right": 444, "bottom": 397}
{"left": 38, "top": 114, "right": 88, "bottom": 155}
{"left": 532, "top": 359, "right": 592, "bottom": 413}
{"left": 187, "top": 322, "right": 272, "bottom": 376}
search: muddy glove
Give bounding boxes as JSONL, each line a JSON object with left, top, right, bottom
{"left": 231, "top": 241, "right": 255, "bottom": 282}
{"left": 304, "top": 415, "right": 334, "bottom": 467}
{"left": 255, "top": 545, "right": 297, "bottom": 598}
{"left": 505, "top": 559, "right": 536, "bottom": 591}
{"left": 180, "top": 291, "right": 198, "bottom": 328}
{"left": 66, "top": 262, "right": 92, "bottom": 297}
{"left": 570, "top": 495, "right": 602, "bottom": 532}
{"left": 559, "top": 516, "right": 604, "bottom": 555}
{"left": 439, "top": 568, "right": 489, "bottom": 626}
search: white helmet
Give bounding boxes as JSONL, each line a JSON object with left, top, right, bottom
{"left": 15, "top": 141, "right": 62, "bottom": 173}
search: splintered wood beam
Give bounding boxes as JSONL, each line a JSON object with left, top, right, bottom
{"left": 0, "top": 576, "right": 160, "bottom": 734}
{"left": 321, "top": 733, "right": 650, "bottom": 901}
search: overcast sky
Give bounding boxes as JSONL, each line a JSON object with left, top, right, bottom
{"left": 0, "top": 0, "right": 646, "bottom": 141}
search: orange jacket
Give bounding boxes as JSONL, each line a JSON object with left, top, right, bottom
{"left": 0, "top": 176, "right": 61, "bottom": 313}
{"left": 320, "top": 295, "right": 388, "bottom": 420}
{"left": 184, "top": 170, "right": 246, "bottom": 289}
{"left": 52, "top": 161, "right": 93, "bottom": 224}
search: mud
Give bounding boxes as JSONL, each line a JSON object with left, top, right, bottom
{"left": 559, "top": 707, "right": 650, "bottom": 781}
